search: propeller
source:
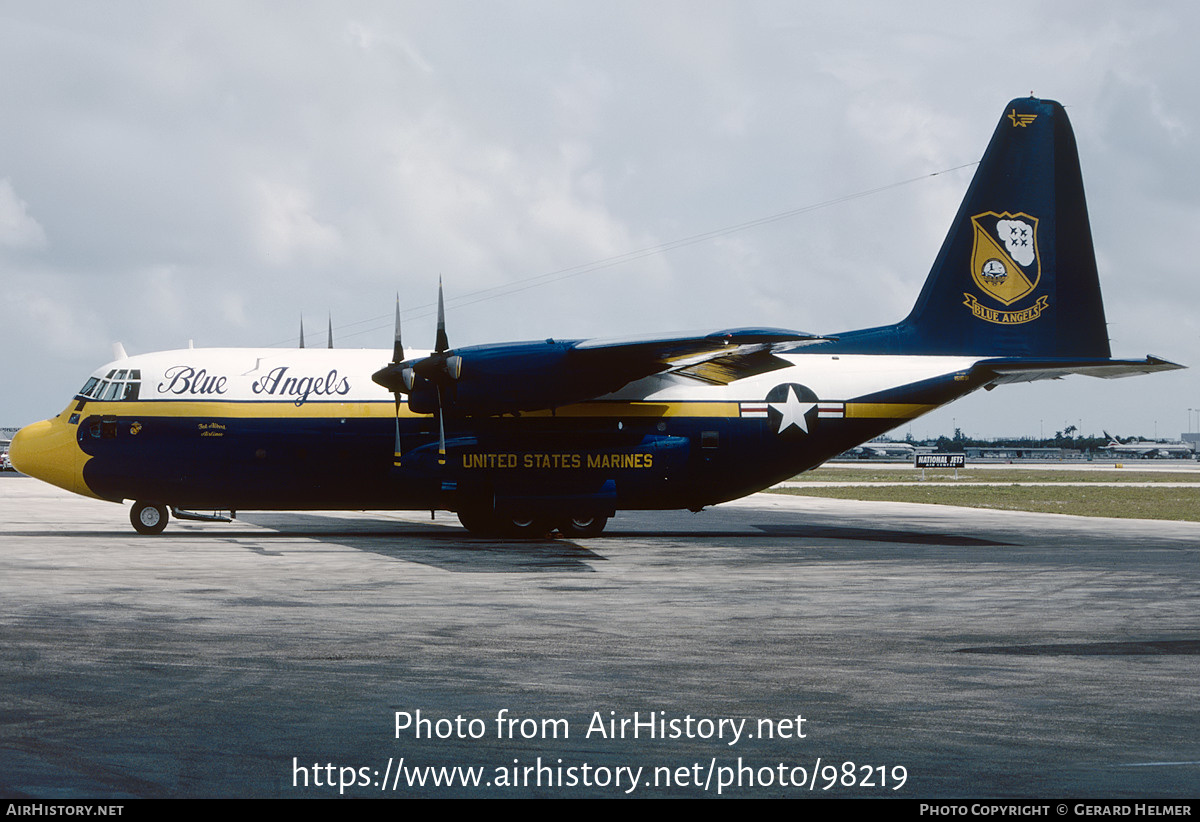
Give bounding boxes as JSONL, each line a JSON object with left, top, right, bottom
{"left": 373, "top": 280, "right": 463, "bottom": 468}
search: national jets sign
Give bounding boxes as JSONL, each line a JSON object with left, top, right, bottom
{"left": 915, "top": 454, "right": 966, "bottom": 468}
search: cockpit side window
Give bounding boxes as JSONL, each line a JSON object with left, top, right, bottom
{"left": 78, "top": 377, "right": 100, "bottom": 398}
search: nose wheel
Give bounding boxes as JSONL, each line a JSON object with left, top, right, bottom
{"left": 130, "top": 501, "right": 170, "bottom": 535}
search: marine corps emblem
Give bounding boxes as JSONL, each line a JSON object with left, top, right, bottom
{"left": 963, "top": 211, "right": 1049, "bottom": 324}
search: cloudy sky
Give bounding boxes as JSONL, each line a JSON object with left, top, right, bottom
{"left": 1, "top": 1, "right": 1196, "bottom": 439}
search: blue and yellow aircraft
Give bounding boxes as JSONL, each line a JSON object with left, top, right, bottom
{"left": 10, "top": 97, "right": 1181, "bottom": 536}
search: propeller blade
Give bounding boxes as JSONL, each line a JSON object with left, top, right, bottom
{"left": 298, "top": 315, "right": 305, "bottom": 349}
{"left": 327, "top": 312, "right": 334, "bottom": 349}
{"left": 390, "top": 295, "right": 405, "bottom": 465}
{"left": 436, "top": 384, "right": 447, "bottom": 466}
{"left": 393, "top": 395, "right": 403, "bottom": 467}
{"left": 434, "top": 276, "right": 449, "bottom": 354}
{"left": 391, "top": 294, "right": 405, "bottom": 364}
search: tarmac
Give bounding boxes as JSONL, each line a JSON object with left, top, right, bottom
{"left": 1, "top": 471, "right": 1198, "bottom": 798}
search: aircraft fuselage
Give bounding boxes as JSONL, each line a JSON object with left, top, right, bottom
{"left": 20, "top": 347, "right": 982, "bottom": 516}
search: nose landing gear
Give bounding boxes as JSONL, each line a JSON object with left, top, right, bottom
{"left": 130, "top": 501, "right": 169, "bottom": 535}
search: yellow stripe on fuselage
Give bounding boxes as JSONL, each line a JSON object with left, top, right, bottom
{"left": 69, "top": 398, "right": 933, "bottom": 421}
{"left": 70, "top": 399, "right": 745, "bottom": 419}
{"left": 843, "top": 403, "right": 938, "bottom": 420}
{"left": 526, "top": 401, "right": 740, "bottom": 418}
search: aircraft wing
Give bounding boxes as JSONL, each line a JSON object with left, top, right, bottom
{"left": 572, "top": 326, "right": 828, "bottom": 357}
{"left": 572, "top": 327, "right": 832, "bottom": 386}
{"left": 972, "top": 355, "right": 1184, "bottom": 386}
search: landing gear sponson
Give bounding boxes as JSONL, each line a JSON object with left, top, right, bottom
{"left": 126, "top": 499, "right": 606, "bottom": 538}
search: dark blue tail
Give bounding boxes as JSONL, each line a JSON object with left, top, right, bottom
{"left": 830, "top": 97, "right": 1111, "bottom": 358}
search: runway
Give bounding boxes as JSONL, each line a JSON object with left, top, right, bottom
{"left": 1, "top": 473, "right": 1198, "bottom": 798}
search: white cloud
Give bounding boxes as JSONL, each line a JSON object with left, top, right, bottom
{"left": 249, "top": 178, "right": 343, "bottom": 267}
{"left": 0, "top": 179, "right": 46, "bottom": 249}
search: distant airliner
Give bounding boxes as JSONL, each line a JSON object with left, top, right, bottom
{"left": 845, "top": 442, "right": 918, "bottom": 459}
{"left": 11, "top": 97, "right": 1182, "bottom": 536}
{"left": 1101, "top": 432, "right": 1194, "bottom": 459}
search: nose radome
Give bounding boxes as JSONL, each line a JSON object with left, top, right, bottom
{"left": 9, "top": 417, "right": 98, "bottom": 499}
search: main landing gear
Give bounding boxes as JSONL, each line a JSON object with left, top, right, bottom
{"left": 456, "top": 506, "right": 609, "bottom": 538}
{"left": 555, "top": 514, "right": 608, "bottom": 538}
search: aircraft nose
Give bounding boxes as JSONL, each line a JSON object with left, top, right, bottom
{"left": 9, "top": 417, "right": 97, "bottom": 498}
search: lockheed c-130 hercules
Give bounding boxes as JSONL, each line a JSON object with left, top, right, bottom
{"left": 10, "top": 97, "right": 1182, "bottom": 536}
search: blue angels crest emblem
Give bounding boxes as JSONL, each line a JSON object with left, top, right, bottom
{"left": 963, "top": 211, "right": 1049, "bottom": 325}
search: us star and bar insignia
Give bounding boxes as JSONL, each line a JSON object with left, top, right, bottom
{"left": 741, "top": 385, "right": 845, "bottom": 436}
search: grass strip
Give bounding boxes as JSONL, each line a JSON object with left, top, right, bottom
{"left": 769, "top": 484, "right": 1200, "bottom": 521}
{"left": 797, "top": 468, "right": 1200, "bottom": 484}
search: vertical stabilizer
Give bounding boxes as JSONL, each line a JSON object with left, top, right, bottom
{"left": 834, "top": 97, "right": 1111, "bottom": 358}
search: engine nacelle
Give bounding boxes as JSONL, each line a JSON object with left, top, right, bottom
{"left": 402, "top": 339, "right": 638, "bottom": 416}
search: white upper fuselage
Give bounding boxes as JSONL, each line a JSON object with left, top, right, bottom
{"left": 77, "top": 346, "right": 983, "bottom": 413}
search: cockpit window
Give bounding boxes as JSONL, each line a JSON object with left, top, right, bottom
{"left": 78, "top": 370, "right": 141, "bottom": 402}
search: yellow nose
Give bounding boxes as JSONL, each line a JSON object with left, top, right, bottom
{"left": 9, "top": 415, "right": 99, "bottom": 499}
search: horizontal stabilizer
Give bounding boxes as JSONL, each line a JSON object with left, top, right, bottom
{"left": 973, "top": 355, "right": 1184, "bottom": 386}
